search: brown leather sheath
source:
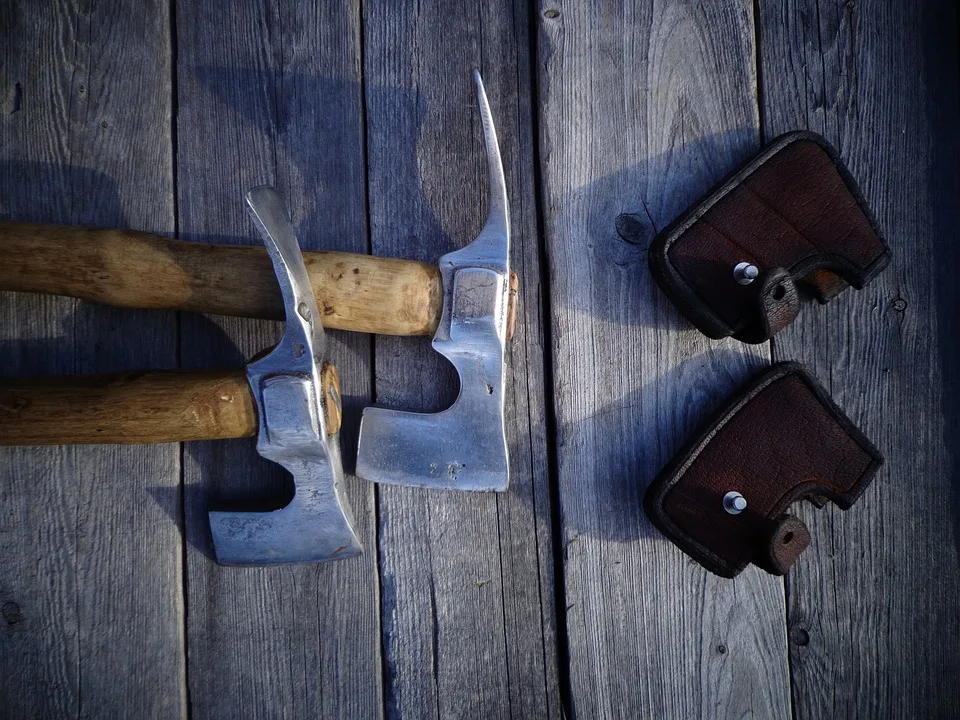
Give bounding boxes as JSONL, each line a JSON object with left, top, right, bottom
{"left": 644, "top": 362, "right": 883, "bottom": 578}
{"left": 648, "top": 132, "right": 891, "bottom": 343}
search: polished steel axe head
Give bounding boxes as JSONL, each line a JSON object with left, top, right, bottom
{"left": 209, "top": 186, "right": 362, "bottom": 565}
{"left": 356, "top": 70, "right": 511, "bottom": 491}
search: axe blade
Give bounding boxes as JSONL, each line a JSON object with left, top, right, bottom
{"left": 356, "top": 70, "right": 511, "bottom": 491}
{"left": 210, "top": 442, "right": 361, "bottom": 565}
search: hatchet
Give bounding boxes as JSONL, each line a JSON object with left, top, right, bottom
{"left": 0, "top": 187, "right": 361, "bottom": 565}
{"left": 0, "top": 71, "right": 515, "bottom": 491}
{"left": 356, "top": 70, "right": 512, "bottom": 491}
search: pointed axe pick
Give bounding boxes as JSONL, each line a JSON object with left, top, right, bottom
{"left": 209, "top": 186, "right": 362, "bottom": 565}
{"left": 356, "top": 70, "right": 511, "bottom": 491}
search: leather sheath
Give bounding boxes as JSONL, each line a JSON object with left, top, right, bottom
{"left": 648, "top": 132, "right": 891, "bottom": 343}
{"left": 644, "top": 362, "right": 883, "bottom": 578}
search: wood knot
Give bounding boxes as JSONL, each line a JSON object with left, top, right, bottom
{"left": 615, "top": 213, "right": 653, "bottom": 246}
{"left": 2, "top": 601, "right": 22, "bottom": 625}
{"left": 790, "top": 626, "right": 810, "bottom": 646}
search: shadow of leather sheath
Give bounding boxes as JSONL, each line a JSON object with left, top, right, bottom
{"left": 644, "top": 362, "right": 883, "bottom": 578}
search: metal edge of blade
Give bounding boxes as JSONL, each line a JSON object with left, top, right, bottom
{"left": 471, "top": 69, "right": 510, "bottom": 257}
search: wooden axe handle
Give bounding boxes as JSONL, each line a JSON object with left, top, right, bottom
{"left": 0, "top": 370, "right": 257, "bottom": 445}
{"left": 0, "top": 222, "right": 518, "bottom": 338}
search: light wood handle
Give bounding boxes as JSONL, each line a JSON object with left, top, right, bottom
{"left": 0, "top": 370, "right": 257, "bottom": 445}
{"left": 0, "top": 221, "right": 442, "bottom": 336}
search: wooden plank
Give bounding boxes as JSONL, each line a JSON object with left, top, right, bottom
{"left": 535, "top": 1, "right": 795, "bottom": 717}
{"left": 174, "top": 2, "right": 382, "bottom": 718}
{"left": 362, "top": 1, "right": 561, "bottom": 716}
{"left": 757, "top": 1, "right": 960, "bottom": 716}
{"left": 0, "top": 1, "right": 183, "bottom": 718}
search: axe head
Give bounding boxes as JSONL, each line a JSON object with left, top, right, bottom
{"left": 356, "top": 70, "right": 511, "bottom": 491}
{"left": 210, "top": 187, "right": 362, "bottom": 565}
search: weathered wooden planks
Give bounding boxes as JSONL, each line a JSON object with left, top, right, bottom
{"left": 0, "top": 1, "right": 956, "bottom": 717}
{"left": 0, "top": 1, "right": 183, "bottom": 717}
{"left": 362, "top": 0, "right": 561, "bottom": 716}
{"left": 536, "top": 1, "right": 793, "bottom": 717}
{"left": 758, "top": 1, "right": 960, "bottom": 716}
{"left": 174, "top": 2, "right": 382, "bottom": 718}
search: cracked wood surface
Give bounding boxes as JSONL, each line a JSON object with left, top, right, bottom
{"left": 535, "top": 1, "right": 791, "bottom": 717}
{"left": 173, "top": 2, "right": 383, "bottom": 719}
{"left": 758, "top": 1, "right": 960, "bottom": 717}
{"left": 362, "top": 2, "right": 560, "bottom": 717}
{"left": 0, "top": 2, "right": 184, "bottom": 718}
{"left": 0, "top": 1, "right": 957, "bottom": 718}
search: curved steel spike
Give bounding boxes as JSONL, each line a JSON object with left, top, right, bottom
{"left": 470, "top": 67, "right": 510, "bottom": 265}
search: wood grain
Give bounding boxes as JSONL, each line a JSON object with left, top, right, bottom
{"left": 758, "top": 1, "right": 960, "bottom": 716}
{"left": 363, "top": 0, "right": 561, "bottom": 716}
{"left": 1, "top": 2, "right": 955, "bottom": 717}
{"left": 0, "top": 221, "right": 443, "bottom": 336}
{"left": 536, "top": 1, "right": 792, "bottom": 717}
{"left": 0, "top": 1, "right": 184, "bottom": 717}
{"left": 0, "top": 370, "right": 255, "bottom": 445}
{"left": 173, "top": 1, "right": 383, "bottom": 718}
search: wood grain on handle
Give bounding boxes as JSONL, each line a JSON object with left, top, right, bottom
{"left": 0, "top": 221, "right": 443, "bottom": 336}
{"left": 0, "top": 370, "right": 257, "bottom": 445}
